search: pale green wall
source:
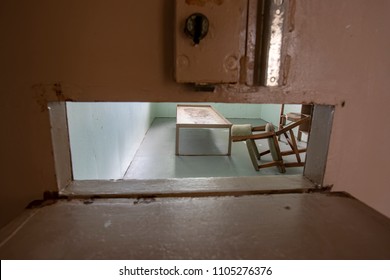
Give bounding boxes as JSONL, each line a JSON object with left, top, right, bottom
{"left": 259, "top": 104, "right": 281, "bottom": 127}
{"left": 154, "top": 102, "right": 263, "bottom": 118}
{"left": 67, "top": 102, "right": 154, "bottom": 180}
{"left": 67, "top": 102, "right": 265, "bottom": 180}
{"left": 67, "top": 102, "right": 300, "bottom": 180}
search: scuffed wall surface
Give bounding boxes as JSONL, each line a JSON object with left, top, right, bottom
{"left": 0, "top": 84, "right": 57, "bottom": 228}
{"left": 0, "top": 0, "right": 390, "bottom": 228}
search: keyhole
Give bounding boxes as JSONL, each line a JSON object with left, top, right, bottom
{"left": 184, "top": 13, "right": 209, "bottom": 45}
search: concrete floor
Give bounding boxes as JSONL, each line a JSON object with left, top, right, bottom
{"left": 124, "top": 118, "right": 306, "bottom": 179}
{"left": 1, "top": 192, "right": 390, "bottom": 259}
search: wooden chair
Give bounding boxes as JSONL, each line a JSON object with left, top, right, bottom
{"left": 279, "top": 104, "right": 313, "bottom": 141}
{"left": 231, "top": 114, "right": 310, "bottom": 172}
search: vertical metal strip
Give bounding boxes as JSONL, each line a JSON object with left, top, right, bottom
{"left": 264, "top": 0, "right": 286, "bottom": 86}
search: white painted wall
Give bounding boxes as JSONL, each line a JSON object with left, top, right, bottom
{"left": 67, "top": 102, "right": 154, "bottom": 180}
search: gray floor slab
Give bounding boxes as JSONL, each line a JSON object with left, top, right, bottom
{"left": 124, "top": 118, "right": 306, "bottom": 179}
{"left": 1, "top": 193, "right": 390, "bottom": 259}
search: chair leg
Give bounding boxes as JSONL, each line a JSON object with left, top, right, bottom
{"left": 271, "top": 135, "right": 286, "bottom": 173}
{"left": 246, "top": 140, "right": 260, "bottom": 171}
{"left": 250, "top": 139, "right": 260, "bottom": 160}
{"left": 246, "top": 140, "right": 286, "bottom": 173}
{"left": 297, "top": 130, "right": 303, "bottom": 141}
{"left": 288, "top": 130, "right": 302, "bottom": 163}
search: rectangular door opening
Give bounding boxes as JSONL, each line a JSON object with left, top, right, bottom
{"left": 48, "top": 102, "right": 332, "bottom": 197}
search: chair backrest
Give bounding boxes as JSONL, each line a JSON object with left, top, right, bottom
{"left": 299, "top": 104, "right": 312, "bottom": 133}
{"left": 266, "top": 123, "right": 286, "bottom": 173}
{"left": 231, "top": 124, "right": 252, "bottom": 137}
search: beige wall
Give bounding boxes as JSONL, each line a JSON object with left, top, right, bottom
{"left": 1, "top": 0, "right": 390, "bottom": 227}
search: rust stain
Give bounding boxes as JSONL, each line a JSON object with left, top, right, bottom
{"left": 32, "top": 82, "right": 73, "bottom": 112}
{"left": 185, "top": 0, "right": 224, "bottom": 7}
{"left": 32, "top": 83, "right": 49, "bottom": 112}
{"left": 53, "top": 82, "right": 64, "bottom": 101}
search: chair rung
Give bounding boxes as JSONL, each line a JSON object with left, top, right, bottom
{"left": 280, "top": 148, "right": 307, "bottom": 156}
{"left": 284, "top": 162, "right": 305, "bottom": 167}
{"left": 258, "top": 161, "right": 282, "bottom": 169}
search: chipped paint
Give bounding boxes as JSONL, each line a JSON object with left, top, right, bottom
{"left": 32, "top": 83, "right": 73, "bottom": 112}
{"left": 133, "top": 197, "right": 156, "bottom": 205}
{"left": 104, "top": 220, "right": 112, "bottom": 228}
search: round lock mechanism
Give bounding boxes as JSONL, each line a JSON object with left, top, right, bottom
{"left": 184, "top": 13, "right": 209, "bottom": 45}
